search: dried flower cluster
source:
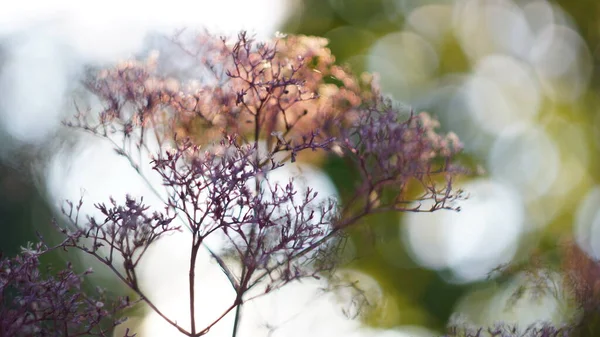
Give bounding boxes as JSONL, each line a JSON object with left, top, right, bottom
{"left": 560, "top": 241, "right": 600, "bottom": 313}
{"left": 3, "top": 31, "right": 465, "bottom": 336}
{"left": 0, "top": 241, "right": 133, "bottom": 336}
{"left": 445, "top": 322, "right": 572, "bottom": 337}
{"left": 445, "top": 239, "right": 600, "bottom": 337}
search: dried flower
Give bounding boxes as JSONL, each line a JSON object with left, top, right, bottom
{"left": 25, "top": 30, "right": 467, "bottom": 337}
{"left": 0, "top": 244, "right": 132, "bottom": 336}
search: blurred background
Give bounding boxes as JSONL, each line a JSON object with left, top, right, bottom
{"left": 2, "top": 0, "right": 600, "bottom": 335}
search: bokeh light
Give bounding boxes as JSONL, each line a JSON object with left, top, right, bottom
{"left": 403, "top": 179, "right": 524, "bottom": 283}
{"left": 488, "top": 124, "right": 559, "bottom": 202}
{"left": 466, "top": 55, "right": 541, "bottom": 134}
{"left": 0, "top": 0, "right": 292, "bottom": 147}
{"left": 575, "top": 186, "right": 600, "bottom": 260}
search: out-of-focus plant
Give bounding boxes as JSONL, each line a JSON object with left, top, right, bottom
{"left": 444, "top": 239, "right": 600, "bottom": 337}
{"left": 0, "top": 241, "right": 133, "bottom": 336}
{"left": 0, "top": 31, "right": 465, "bottom": 336}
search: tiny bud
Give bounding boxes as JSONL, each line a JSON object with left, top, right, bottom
{"left": 331, "top": 144, "right": 344, "bottom": 157}
{"left": 261, "top": 60, "right": 272, "bottom": 69}
{"left": 114, "top": 317, "right": 128, "bottom": 325}
{"left": 271, "top": 131, "right": 286, "bottom": 143}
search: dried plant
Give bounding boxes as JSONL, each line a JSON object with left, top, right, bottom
{"left": 2, "top": 31, "right": 465, "bottom": 336}
{"left": 445, "top": 322, "right": 572, "bottom": 337}
{"left": 0, "top": 241, "right": 134, "bottom": 337}
{"left": 446, "top": 239, "right": 600, "bottom": 337}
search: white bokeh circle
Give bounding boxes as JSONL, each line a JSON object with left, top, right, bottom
{"left": 488, "top": 124, "right": 560, "bottom": 202}
{"left": 529, "top": 24, "right": 592, "bottom": 102}
{"left": 575, "top": 187, "right": 600, "bottom": 260}
{"left": 367, "top": 31, "right": 439, "bottom": 99}
{"left": 464, "top": 54, "right": 541, "bottom": 135}
{"left": 403, "top": 179, "right": 524, "bottom": 282}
